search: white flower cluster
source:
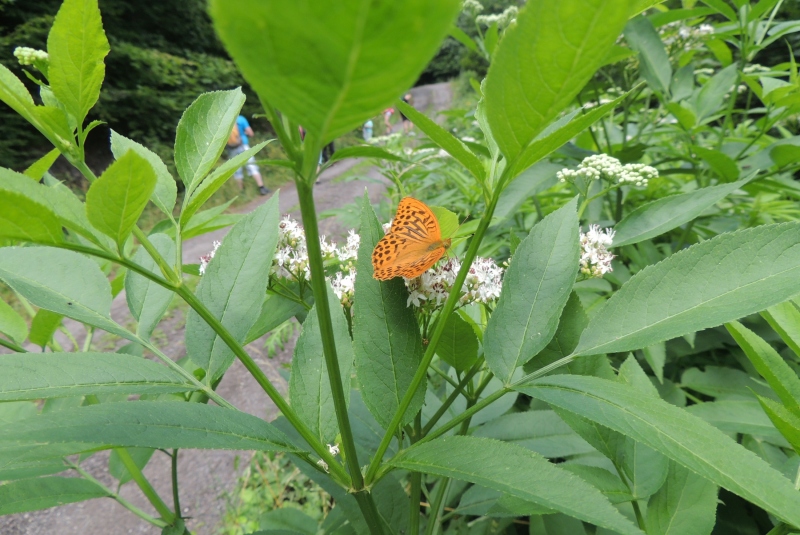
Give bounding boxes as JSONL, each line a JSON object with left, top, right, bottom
{"left": 13, "top": 47, "right": 48, "bottom": 66}
{"left": 198, "top": 240, "right": 221, "bottom": 275}
{"left": 405, "top": 257, "right": 504, "bottom": 309}
{"left": 580, "top": 225, "right": 615, "bottom": 278}
{"left": 329, "top": 230, "right": 360, "bottom": 307}
{"left": 476, "top": 6, "right": 518, "bottom": 28}
{"left": 462, "top": 0, "right": 484, "bottom": 16}
{"left": 557, "top": 154, "right": 657, "bottom": 188}
{"left": 660, "top": 22, "right": 714, "bottom": 49}
{"left": 368, "top": 133, "right": 402, "bottom": 146}
{"left": 273, "top": 216, "right": 312, "bottom": 280}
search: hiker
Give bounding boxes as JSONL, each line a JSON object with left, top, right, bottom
{"left": 383, "top": 108, "right": 394, "bottom": 134}
{"left": 400, "top": 93, "right": 414, "bottom": 134}
{"left": 363, "top": 120, "right": 373, "bottom": 141}
{"left": 227, "top": 115, "right": 269, "bottom": 195}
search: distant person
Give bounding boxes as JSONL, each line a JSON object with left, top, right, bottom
{"left": 227, "top": 115, "right": 269, "bottom": 195}
{"left": 383, "top": 108, "right": 395, "bottom": 134}
{"left": 400, "top": 93, "right": 414, "bottom": 134}
{"left": 363, "top": 120, "right": 374, "bottom": 141}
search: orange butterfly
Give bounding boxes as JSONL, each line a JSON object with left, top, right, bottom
{"left": 372, "top": 197, "right": 451, "bottom": 280}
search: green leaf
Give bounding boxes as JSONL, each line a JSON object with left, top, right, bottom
{"left": 0, "top": 167, "right": 103, "bottom": 247}
{"left": 328, "top": 145, "right": 407, "bottom": 164}
{"left": 495, "top": 163, "right": 561, "bottom": 220}
{"left": 353, "top": 194, "right": 424, "bottom": 428}
{"left": 642, "top": 343, "right": 667, "bottom": 383}
{"left": 484, "top": 198, "right": 579, "bottom": 383}
{"left": 509, "top": 93, "right": 631, "bottom": 178}
{"left": 613, "top": 179, "right": 748, "bottom": 247}
{"left": 484, "top": 0, "right": 631, "bottom": 163}
{"left": 0, "top": 477, "right": 110, "bottom": 515}
{"left": 209, "top": 0, "right": 461, "bottom": 144}
{"left": 519, "top": 375, "right": 800, "bottom": 527}
{"left": 182, "top": 140, "right": 270, "bottom": 225}
{"left": 632, "top": 0, "right": 667, "bottom": 15}
{"left": 289, "top": 283, "right": 354, "bottom": 444}
{"left": 726, "top": 321, "right": 800, "bottom": 416}
{"left": 692, "top": 146, "right": 739, "bottom": 181}
{"left": 0, "top": 352, "right": 193, "bottom": 401}
{"left": 435, "top": 312, "right": 479, "bottom": 372}
{"left": 0, "top": 189, "right": 63, "bottom": 245}
{"left": 126, "top": 234, "right": 176, "bottom": 340}
{"left": 560, "top": 464, "right": 634, "bottom": 505}
{"left": 757, "top": 396, "right": 800, "bottom": 454}
{"left": 396, "top": 100, "right": 485, "bottom": 182}
{"left": 110, "top": 130, "right": 177, "bottom": 217}
{"left": 46, "top": 0, "right": 110, "bottom": 123}
{"left": 0, "top": 298, "right": 27, "bottom": 345}
{"left": 390, "top": 436, "right": 643, "bottom": 535}
{"left": 761, "top": 300, "right": 800, "bottom": 359}
{"left": 700, "top": 0, "right": 737, "bottom": 21}
{"left": 174, "top": 89, "right": 245, "bottom": 193}
{"left": 23, "top": 148, "right": 60, "bottom": 181}
{"left": 86, "top": 150, "right": 157, "bottom": 249}
{"left": 620, "top": 434, "right": 669, "bottom": 499}
{"left": 428, "top": 206, "right": 459, "bottom": 241}
{"left": 694, "top": 64, "right": 738, "bottom": 122}
{"left": 681, "top": 366, "right": 773, "bottom": 400}
{"left": 573, "top": 223, "right": 800, "bottom": 356}
{"left": 686, "top": 400, "right": 788, "bottom": 445}
{"left": 28, "top": 309, "right": 63, "bottom": 348}
{"left": 0, "top": 401, "right": 298, "bottom": 452}
{"left": 473, "top": 411, "right": 594, "bottom": 458}
{"left": 0, "top": 247, "right": 133, "bottom": 342}
{"left": 645, "top": 461, "right": 718, "bottom": 535}
{"left": 625, "top": 16, "right": 672, "bottom": 95}
{"left": 244, "top": 292, "right": 309, "bottom": 345}
{"left": 770, "top": 145, "right": 800, "bottom": 168}
{"left": 186, "top": 194, "right": 280, "bottom": 382}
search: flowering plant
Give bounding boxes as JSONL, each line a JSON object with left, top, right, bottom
{"left": 1, "top": 1, "right": 800, "bottom": 535}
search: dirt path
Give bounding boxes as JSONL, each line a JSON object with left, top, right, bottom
{"left": 0, "top": 81, "right": 453, "bottom": 535}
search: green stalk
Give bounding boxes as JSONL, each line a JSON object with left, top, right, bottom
{"left": 422, "top": 360, "right": 483, "bottom": 435}
{"left": 765, "top": 524, "right": 796, "bottom": 535}
{"left": 176, "top": 286, "right": 350, "bottom": 488}
{"left": 424, "top": 478, "right": 451, "bottom": 535}
{"left": 0, "top": 337, "right": 27, "bottom": 353}
{"left": 409, "top": 413, "right": 423, "bottom": 535}
{"left": 115, "top": 447, "right": 175, "bottom": 523}
{"left": 365, "top": 191, "right": 502, "bottom": 485}
{"left": 133, "top": 227, "right": 181, "bottom": 284}
{"left": 171, "top": 449, "right": 182, "bottom": 517}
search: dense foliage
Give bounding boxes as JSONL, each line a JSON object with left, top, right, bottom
{"left": 2, "top": 1, "right": 800, "bottom": 535}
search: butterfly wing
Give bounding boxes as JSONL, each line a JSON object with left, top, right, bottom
{"left": 389, "top": 197, "right": 442, "bottom": 242}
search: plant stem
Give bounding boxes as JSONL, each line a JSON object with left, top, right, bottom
{"left": 133, "top": 227, "right": 181, "bottom": 284}
{"left": 175, "top": 285, "right": 350, "bottom": 488}
{"left": 82, "top": 326, "right": 95, "bottom": 352}
{"left": 353, "top": 491, "right": 386, "bottom": 535}
{"left": 171, "top": 449, "right": 182, "bottom": 518}
{"left": 0, "top": 337, "right": 27, "bottom": 353}
{"left": 69, "top": 461, "right": 168, "bottom": 528}
{"left": 115, "top": 447, "right": 176, "bottom": 523}
{"left": 365, "top": 191, "right": 501, "bottom": 485}
{"left": 422, "top": 360, "right": 483, "bottom": 435}
{"left": 424, "top": 478, "right": 451, "bottom": 535}
{"left": 765, "top": 523, "right": 796, "bottom": 535}
{"left": 409, "top": 414, "right": 423, "bottom": 535}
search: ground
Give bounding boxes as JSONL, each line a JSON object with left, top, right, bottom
{"left": 0, "top": 82, "right": 452, "bottom": 535}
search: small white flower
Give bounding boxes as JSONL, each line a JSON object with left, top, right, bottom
{"left": 558, "top": 154, "right": 656, "bottom": 188}
{"left": 13, "top": 47, "right": 48, "bottom": 66}
{"left": 329, "top": 271, "right": 356, "bottom": 308}
{"left": 199, "top": 240, "right": 222, "bottom": 275}
{"left": 327, "top": 443, "right": 340, "bottom": 456}
{"left": 462, "top": 0, "right": 484, "bottom": 16}
{"left": 317, "top": 459, "right": 329, "bottom": 472}
{"left": 580, "top": 225, "right": 615, "bottom": 278}
{"left": 404, "top": 257, "right": 504, "bottom": 309}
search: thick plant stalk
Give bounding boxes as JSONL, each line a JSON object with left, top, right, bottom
{"left": 364, "top": 191, "right": 501, "bottom": 485}
{"left": 115, "top": 448, "right": 176, "bottom": 523}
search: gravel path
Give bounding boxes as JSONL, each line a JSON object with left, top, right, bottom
{"left": 0, "top": 82, "right": 452, "bottom": 535}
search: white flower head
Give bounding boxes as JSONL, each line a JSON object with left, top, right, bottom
{"left": 462, "top": 0, "right": 484, "bottom": 16}
{"left": 273, "top": 215, "right": 310, "bottom": 281}
{"left": 558, "top": 154, "right": 656, "bottom": 188}
{"left": 404, "top": 257, "right": 504, "bottom": 308}
{"left": 580, "top": 225, "right": 615, "bottom": 278}
{"left": 329, "top": 271, "right": 356, "bottom": 308}
{"left": 199, "top": 240, "right": 222, "bottom": 275}
{"left": 13, "top": 47, "right": 48, "bottom": 66}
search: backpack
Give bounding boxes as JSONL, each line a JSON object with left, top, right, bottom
{"left": 227, "top": 124, "right": 242, "bottom": 147}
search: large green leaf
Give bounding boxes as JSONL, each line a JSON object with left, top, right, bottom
{"left": 289, "top": 283, "right": 354, "bottom": 444}
{"left": 186, "top": 194, "right": 280, "bottom": 382}
{"left": 28, "top": 309, "right": 63, "bottom": 348}
{"left": 518, "top": 375, "right": 800, "bottom": 527}
{"left": 0, "top": 167, "right": 104, "bottom": 247}
{"left": 0, "top": 401, "right": 298, "bottom": 452}
{"left": 110, "top": 130, "right": 177, "bottom": 217}
{"left": 0, "top": 298, "right": 27, "bottom": 345}
{"left": 613, "top": 178, "right": 749, "bottom": 247}
{"left": 390, "top": 436, "right": 643, "bottom": 535}
{"left": 484, "top": 199, "right": 579, "bottom": 383}
{"left": 0, "top": 477, "right": 110, "bottom": 515}
{"left": 0, "top": 190, "right": 63, "bottom": 245}
{"left": 693, "top": 64, "right": 738, "bottom": 122}
{"left": 645, "top": 461, "right": 718, "bottom": 535}
{"left": 472, "top": 411, "right": 594, "bottom": 458}
{"left": 483, "top": 0, "right": 631, "bottom": 162}
{"left": 762, "top": 301, "right": 800, "bottom": 359}
{"left": 685, "top": 400, "right": 788, "bottom": 445}
{"left": 0, "top": 353, "right": 193, "bottom": 401}
{"left": 624, "top": 16, "right": 672, "bottom": 95}
{"left": 244, "top": 292, "right": 309, "bottom": 345}
{"left": 209, "top": 0, "right": 460, "bottom": 144}
{"left": 352, "top": 194, "right": 424, "bottom": 428}
{"left": 0, "top": 247, "right": 133, "bottom": 342}
{"left": 757, "top": 396, "right": 800, "bottom": 454}
{"left": 86, "top": 150, "right": 157, "bottom": 249}
{"left": 46, "top": 0, "right": 109, "bottom": 123}
{"left": 174, "top": 88, "right": 245, "bottom": 193}
{"left": 726, "top": 321, "right": 800, "bottom": 416}
{"left": 573, "top": 223, "right": 800, "bottom": 356}
{"left": 126, "top": 234, "right": 176, "bottom": 340}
